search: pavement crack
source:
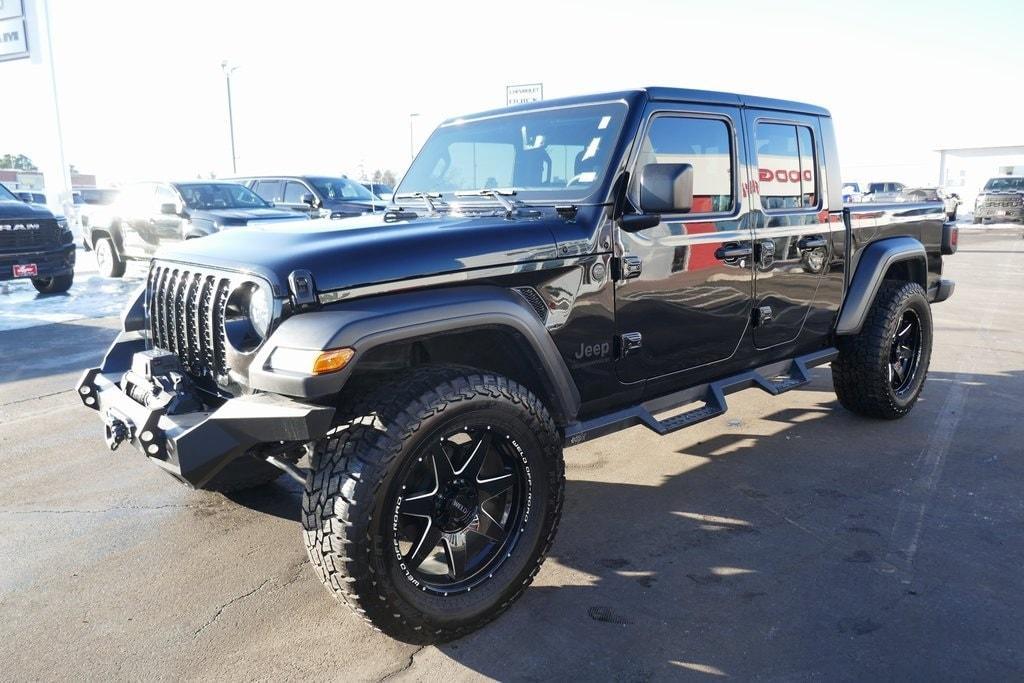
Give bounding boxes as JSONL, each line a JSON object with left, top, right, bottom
{"left": 378, "top": 645, "right": 427, "bottom": 682}
{"left": 0, "top": 502, "right": 225, "bottom": 515}
{"left": 0, "top": 388, "right": 75, "bottom": 408}
{"left": 193, "top": 578, "right": 272, "bottom": 638}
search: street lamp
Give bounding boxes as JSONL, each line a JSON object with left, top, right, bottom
{"left": 221, "top": 61, "right": 240, "bottom": 174}
{"left": 409, "top": 113, "right": 420, "bottom": 162}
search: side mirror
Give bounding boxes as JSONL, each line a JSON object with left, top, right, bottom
{"left": 638, "top": 163, "right": 694, "bottom": 214}
{"left": 160, "top": 203, "right": 179, "bottom": 216}
{"left": 301, "top": 193, "right": 317, "bottom": 207}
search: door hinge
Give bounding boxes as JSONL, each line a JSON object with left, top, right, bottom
{"left": 618, "top": 332, "right": 643, "bottom": 358}
{"left": 612, "top": 255, "right": 643, "bottom": 280}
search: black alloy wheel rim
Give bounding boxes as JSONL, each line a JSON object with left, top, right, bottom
{"left": 889, "top": 309, "right": 922, "bottom": 393}
{"left": 391, "top": 424, "right": 528, "bottom": 595}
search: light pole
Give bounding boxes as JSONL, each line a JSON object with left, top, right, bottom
{"left": 409, "top": 113, "right": 420, "bottom": 162}
{"left": 221, "top": 61, "right": 239, "bottom": 174}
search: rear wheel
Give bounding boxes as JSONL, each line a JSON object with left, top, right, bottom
{"left": 94, "top": 236, "right": 126, "bottom": 278}
{"left": 31, "top": 273, "right": 73, "bottom": 294}
{"left": 302, "top": 366, "right": 564, "bottom": 643}
{"left": 832, "top": 281, "right": 932, "bottom": 419}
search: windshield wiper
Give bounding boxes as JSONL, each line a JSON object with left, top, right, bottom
{"left": 453, "top": 188, "right": 520, "bottom": 216}
{"left": 393, "top": 191, "right": 448, "bottom": 213}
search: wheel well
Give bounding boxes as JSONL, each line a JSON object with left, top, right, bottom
{"left": 883, "top": 256, "right": 927, "bottom": 288}
{"left": 347, "top": 327, "right": 570, "bottom": 425}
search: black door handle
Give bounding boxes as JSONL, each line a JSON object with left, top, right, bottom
{"left": 798, "top": 236, "right": 828, "bottom": 250}
{"left": 715, "top": 243, "right": 753, "bottom": 261}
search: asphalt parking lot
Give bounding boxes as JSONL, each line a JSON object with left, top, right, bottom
{"left": 1, "top": 227, "right": 1022, "bottom": 680}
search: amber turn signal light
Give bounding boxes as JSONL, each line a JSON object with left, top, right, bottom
{"left": 312, "top": 347, "right": 355, "bottom": 375}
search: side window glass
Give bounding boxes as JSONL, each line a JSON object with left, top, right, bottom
{"left": 756, "top": 123, "right": 817, "bottom": 210}
{"left": 283, "top": 181, "right": 308, "bottom": 203}
{"left": 154, "top": 185, "right": 177, "bottom": 209}
{"left": 254, "top": 180, "right": 284, "bottom": 203}
{"left": 634, "top": 116, "right": 733, "bottom": 214}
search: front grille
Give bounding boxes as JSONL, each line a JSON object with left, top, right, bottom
{"left": 0, "top": 220, "right": 57, "bottom": 252}
{"left": 147, "top": 263, "right": 233, "bottom": 381}
{"left": 981, "top": 196, "right": 1024, "bottom": 209}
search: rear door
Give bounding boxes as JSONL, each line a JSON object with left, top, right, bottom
{"left": 251, "top": 179, "right": 285, "bottom": 205}
{"left": 615, "top": 104, "right": 754, "bottom": 384}
{"left": 745, "top": 112, "right": 831, "bottom": 349}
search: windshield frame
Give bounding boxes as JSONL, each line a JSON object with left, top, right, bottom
{"left": 173, "top": 182, "right": 272, "bottom": 211}
{"left": 396, "top": 98, "right": 632, "bottom": 207}
{"left": 0, "top": 183, "right": 18, "bottom": 202}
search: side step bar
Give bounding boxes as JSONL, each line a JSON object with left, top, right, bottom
{"left": 563, "top": 347, "right": 838, "bottom": 447}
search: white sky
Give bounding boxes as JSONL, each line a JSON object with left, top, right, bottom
{"left": 1, "top": 0, "right": 1022, "bottom": 189}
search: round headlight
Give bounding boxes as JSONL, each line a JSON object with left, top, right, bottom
{"left": 248, "top": 283, "right": 274, "bottom": 338}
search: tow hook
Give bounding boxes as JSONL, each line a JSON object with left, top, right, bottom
{"left": 103, "top": 408, "right": 133, "bottom": 451}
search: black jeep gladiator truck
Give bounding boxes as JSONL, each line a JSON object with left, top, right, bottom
{"left": 0, "top": 182, "right": 75, "bottom": 293}
{"left": 76, "top": 88, "right": 957, "bottom": 643}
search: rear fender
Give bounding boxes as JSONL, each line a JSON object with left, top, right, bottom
{"left": 835, "top": 236, "right": 926, "bottom": 335}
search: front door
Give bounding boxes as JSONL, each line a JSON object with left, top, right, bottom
{"left": 615, "top": 105, "right": 755, "bottom": 384}
{"left": 744, "top": 112, "right": 831, "bottom": 349}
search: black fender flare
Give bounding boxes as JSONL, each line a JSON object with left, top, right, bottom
{"left": 249, "top": 286, "right": 582, "bottom": 422}
{"left": 835, "top": 236, "right": 927, "bottom": 335}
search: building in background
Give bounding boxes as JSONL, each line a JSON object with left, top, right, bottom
{"left": 938, "top": 145, "right": 1024, "bottom": 209}
{"left": 0, "top": 169, "right": 97, "bottom": 192}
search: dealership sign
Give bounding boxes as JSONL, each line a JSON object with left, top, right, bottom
{"left": 506, "top": 83, "right": 543, "bottom": 106}
{"left": 0, "top": 0, "right": 30, "bottom": 62}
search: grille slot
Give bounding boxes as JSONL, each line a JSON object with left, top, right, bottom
{"left": 148, "top": 263, "right": 234, "bottom": 380}
{"left": 0, "top": 220, "right": 57, "bottom": 252}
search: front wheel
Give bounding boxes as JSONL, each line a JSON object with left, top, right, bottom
{"left": 94, "top": 236, "right": 126, "bottom": 278}
{"left": 832, "top": 281, "right": 932, "bottom": 419}
{"left": 302, "top": 366, "right": 564, "bottom": 643}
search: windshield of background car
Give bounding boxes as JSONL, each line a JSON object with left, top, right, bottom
{"left": 79, "top": 189, "right": 119, "bottom": 205}
{"left": 175, "top": 183, "right": 270, "bottom": 210}
{"left": 984, "top": 177, "right": 1024, "bottom": 192}
{"left": 397, "top": 102, "right": 628, "bottom": 203}
{"left": 309, "top": 177, "right": 376, "bottom": 201}
{"left": 0, "top": 184, "right": 17, "bottom": 201}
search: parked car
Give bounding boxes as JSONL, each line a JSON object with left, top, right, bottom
{"left": 841, "top": 182, "right": 863, "bottom": 203}
{"left": 904, "top": 187, "right": 960, "bottom": 221}
{"left": 0, "top": 182, "right": 75, "bottom": 293}
{"left": 237, "top": 175, "right": 385, "bottom": 219}
{"left": 360, "top": 181, "right": 393, "bottom": 201}
{"left": 73, "top": 188, "right": 120, "bottom": 250}
{"left": 85, "top": 180, "right": 308, "bottom": 277}
{"left": 862, "top": 181, "right": 906, "bottom": 203}
{"left": 77, "top": 87, "right": 956, "bottom": 643}
{"left": 973, "top": 176, "right": 1024, "bottom": 224}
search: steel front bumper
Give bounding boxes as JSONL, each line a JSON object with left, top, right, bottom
{"left": 75, "top": 338, "right": 335, "bottom": 488}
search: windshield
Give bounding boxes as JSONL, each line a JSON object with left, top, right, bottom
{"left": 398, "top": 102, "right": 628, "bottom": 203}
{"left": 0, "top": 184, "right": 18, "bottom": 201}
{"left": 175, "top": 183, "right": 270, "bottom": 210}
{"left": 309, "top": 177, "right": 376, "bottom": 201}
{"left": 984, "top": 177, "right": 1024, "bottom": 192}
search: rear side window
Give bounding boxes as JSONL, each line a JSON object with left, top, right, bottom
{"left": 633, "top": 116, "right": 733, "bottom": 214}
{"left": 253, "top": 180, "right": 284, "bottom": 203}
{"left": 283, "top": 181, "right": 309, "bottom": 203}
{"left": 755, "top": 123, "right": 817, "bottom": 210}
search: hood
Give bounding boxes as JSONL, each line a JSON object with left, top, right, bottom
{"left": 156, "top": 210, "right": 562, "bottom": 294}
{"left": 193, "top": 207, "right": 307, "bottom": 225}
{"left": 0, "top": 200, "right": 55, "bottom": 220}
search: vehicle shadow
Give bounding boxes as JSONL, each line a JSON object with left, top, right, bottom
{"left": 220, "top": 366, "right": 1024, "bottom": 679}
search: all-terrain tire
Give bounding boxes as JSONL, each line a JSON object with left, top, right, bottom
{"left": 832, "top": 281, "right": 932, "bottom": 419}
{"left": 94, "top": 236, "right": 126, "bottom": 278}
{"left": 204, "top": 455, "right": 284, "bottom": 492}
{"left": 31, "top": 273, "right": 73, "bottom": 294}
{"left": 302, "top": 366, "right": 564, "bottom": 643}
